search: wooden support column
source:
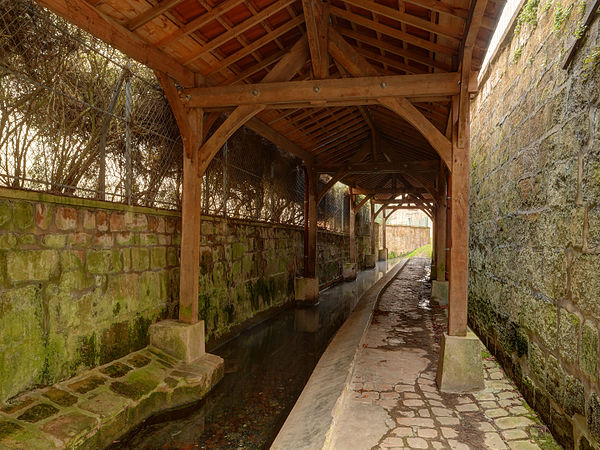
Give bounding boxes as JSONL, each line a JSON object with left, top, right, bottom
{"left": 382, "top": 209, "right": 387, "bottom": 250}
{"left": 370, "top": 200, "right": 376, "bottom": 256}
{"left": 179, "top": 110, "right": 203, "bottom": 323}
{"left": 448, "top": 92, "right": 469, "bottom": 336}
{"left": 349, "top": 188, "right": 356, "bottom": 267}
{"left": 306, "top": 169, "right": 318, "bottom": 278}
{"left": 436, "top": 168, "right": 448, "bottom": 282}
{"left": 156, "top": 72, "right": 203, "bottom": 324}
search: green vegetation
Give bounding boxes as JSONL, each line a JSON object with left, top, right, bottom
{"left": 406, "top": 244, "right": 433, "bottom": 258}
{"left": 515, "top": 0, "right": 541, "bottom": 34}
{"left": 513, "top": 44, "right": 524, "bottom": 62}
{"left": 553, "top": 1, "right": 574, "bottom": 32}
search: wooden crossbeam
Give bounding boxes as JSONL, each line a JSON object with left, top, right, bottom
{"left": 343, "top": 0, "right": 463, "bottom": 41}
{"left": 314, "top": 160, "right": 439, "bottom": 173}
{"left": 353, "top": 194, "right": 373, "bottom": 212}
{"left": 195, "top": 36, "right": 309, "bottom": 175}
{"left": 182, "top": 73, "right": 460, "bottom": 108}
{"left": 35, "top": 0, "right": 195, "bottom": 87}
{"left": 156, "top": 0, "right": 243, "bottom": 48}
{"left": 302, "top": 0, "right": 330, "bottom": 79}
{"left": 327, "top": 28, "right": 453, "bottom": 169}
{"left": 184, "top": 0, "right": 296, "bottom": 65}
{"left": 330, "top": 6, "right": 456, "bottom": 56}
{"left": 126, "top": 0, "right": 185, "bottom": 31}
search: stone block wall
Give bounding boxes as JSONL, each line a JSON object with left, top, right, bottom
{"left": 0, "top": 188, "right": 180, "bottom": 405}
{"left": 469, "top": 1, "right": 600, "bottom": 447}
{"left": 0, "top": 188, "right": 376, "bottom": 404}
{"left": 381, "top": 225, "right": 430, "bottom": 256}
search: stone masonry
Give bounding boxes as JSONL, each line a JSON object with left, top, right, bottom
{"left": 0, "top": 188, "right": 376, "bottom": 405}
{"left": 469, "top": 0, "right": 600, "bottom": 447}
{"left": 380, "top": 224, "right": 431, "bottom": 256}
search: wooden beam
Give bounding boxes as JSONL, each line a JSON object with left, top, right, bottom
{"left": 354, "top": 194, "right": 373, "bottom": 212}
{"left": 182, "top": 72, "right": 460, "bottom": 108}
{"left": 448, "top": 94, "right": 469, "bottom": 336}
{"left": 378, "top": 98, "right": 452, "bottom": 169}
{"left": 353, "top": 187, "right": 428, "bottom": 195}
{"left": 156, "top": 71, "right": 202, "bottom": 323}
{"left": 126, "top": 0, "right": 185, "bottom": 31}
{"left": 315, "top": 160, "right": 439, "bottom": 173}
{"left": 316, "top": 139, "right": 373, "bottom": 202}
{"left": 184, "top": 0, "right": 296, "bottom": 65}
{"left": 306, "top": 169, "right": 318, "bottom": 277}
{"left": 343, "top": 0, "right": 463, "bottom": 41}
{"left": 156, "top": 0, "right": 243, "bottom": 48}
{"left": 302, "top": 0, "right": 329, "bottom": 79}
{"left": 195, "top": 36, "right": 310, "bottom": 174}
{"left": 349, "top": 187, "right": 357, "bottom": 267}
{"left": 330, "top": 6, "right": 456, "bottom": 56}
{"left": 35, "top": 0, "right": 195, "bottom": 87}
{"left": 245, "top": 118, "right": 313, "bottom": 164}
{"left": 327, "top": 28, "right": 452, "bottom": 169}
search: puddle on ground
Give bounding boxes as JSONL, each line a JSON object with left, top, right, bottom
{"left": 112, "top": 259, "right": 404, "bottom": 450}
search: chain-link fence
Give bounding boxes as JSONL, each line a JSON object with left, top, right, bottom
{"left": 0, "top": 0, "right": 368, "bottom": 234}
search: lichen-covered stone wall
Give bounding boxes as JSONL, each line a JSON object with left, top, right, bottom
{"left": 0, "top": 188, "right": 375, "bottom": 404}
{"left": 469, "top": 0, "right": 600, "bottom": 447}
{"left": 381, "top": 225, "right": 430, "bottom": 256}
{"left": 0, "top": 188, "right": 180, "bottom": 405}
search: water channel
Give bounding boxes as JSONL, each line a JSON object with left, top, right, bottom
{"left": 115, "top": 258, "right": 403, "bottom": 449}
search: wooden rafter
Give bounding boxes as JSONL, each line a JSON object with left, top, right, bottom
{"left": 328, "top": 27, "right": 452, "bottom": 169}
{"left": 36, "top": 0, "right": 195, "bottom": 86}
{"left": 302, "top": 0, "right": 330, "bottom": 79}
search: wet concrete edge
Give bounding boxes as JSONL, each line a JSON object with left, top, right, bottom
{"left": 271, "top": 258, "right": 410, "bottom": 450}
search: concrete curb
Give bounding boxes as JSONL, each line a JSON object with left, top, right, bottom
{"left": 271, "top": 259, "right": 410, "bottom": 450}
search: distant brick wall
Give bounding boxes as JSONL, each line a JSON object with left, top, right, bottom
{"left": 469, "top": 0, "right": 600, "bottom": 447}
{"left": 0, "top": 188, "right": 375, "bottom": 403}
{"left": 382, "top": 225, "right": 430, "bottom": 255}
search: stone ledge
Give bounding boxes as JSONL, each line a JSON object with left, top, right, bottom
{"left": 272, "top": 258, "right": 409, "bottom": 450}
{"left": 0, "top": 347, "right": 224, "bottom": 449}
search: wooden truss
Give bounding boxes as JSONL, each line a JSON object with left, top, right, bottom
{"left": 36, "top": 0, "right": 502, "bottom": 336}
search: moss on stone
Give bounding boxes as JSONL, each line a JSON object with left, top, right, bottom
{"left": 67, "top": 375, "right": 106, "bottom": 394}
{"left": 100, "top": 322, "right": 131, "bottom": 364}
{"left": 580, "top": 322, "right": 598, "bottom": 378}
{"left": 13, "top": 202, "right": 34, "bottom": 230}
{"left": 127, "top": 354, "right": 151, "bottom": 368}
{"left": 99, "top": 361, "right": 133, "bottom": 379}
{"left": 77, "top": 333, "right": 97, "bottom": 369}
{"left": 17, "top": 404, "right": 58, "bottom": 423}
{"left": 42, "top": 387, "right": 78, "bottom": 407}
{"left": 0, "top": 421, "right": 23, "bottom": 439}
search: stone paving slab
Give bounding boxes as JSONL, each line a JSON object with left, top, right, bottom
{"left": 272, "top": 259, "right": 409, "bottom": 450}
{"left": 0, "top": 347, "right": 223, "bottom": 449}
{"left": 329, "top": 258, "right": 560, "bottom": 450}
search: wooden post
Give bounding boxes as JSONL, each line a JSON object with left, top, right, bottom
{"left": 370, "top": 199, "right": 376, "bottom": 256}
{"left": 179, "top": 108, "right": 203, "bottom": 324}
{"left": 431, "top": 212, "right": 437, "bottom": 280}
{"left": 303, "top": 166, "right": 310, "bottom": 275}
{"left": 349, "top": 187, "right": 356, "bottom": 267}
{"left": 436, "top": 169, "right": 448, "bottom": 282}
{"left": 382, "top": 208, "right": 387, "bottom": 250}
{"left": 306, "top": 169, "right": 318, "bottom": 278}
{"left": 448, "top": 94, "right": 469, "bottom": 336}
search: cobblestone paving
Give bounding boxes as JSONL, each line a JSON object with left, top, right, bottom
{"left": 331, "top": 258, "right": 560, "bottom": 450}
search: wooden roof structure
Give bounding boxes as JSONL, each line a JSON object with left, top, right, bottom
{"left": 36, "top": 0, "right": 504, "bottom": 207}
{"left": 35, "top": 0, "right": 506, "bottom": 336}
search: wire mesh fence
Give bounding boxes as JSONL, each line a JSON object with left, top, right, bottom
{"left": 0, "top": 0, "right": 363, "bottom": 234}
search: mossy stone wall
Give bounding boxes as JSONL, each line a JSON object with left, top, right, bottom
{"left": 0, "top": 188, "right": 375, "bottom": 404}
{"left": 469, "top": 0, "right": 600, "bottom": 447}
{"left": 0, "top": 189, "right": 180, "bottom": 405}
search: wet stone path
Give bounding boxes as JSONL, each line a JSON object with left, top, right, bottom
{"left": 330, "top": 258, "right": 559, "bottom": 450}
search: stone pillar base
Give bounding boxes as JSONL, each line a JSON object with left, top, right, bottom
{"left": 365, "top": 254, "right": 376, "bottom": 268}
{"left": 295, "top": 277, "right": 319, "bottom": 306}
{"left": 431, "top": 280, "right": 449, "bottom": 305}
{"left": 343, "top": 262, "right": 357, "bottom": 281}
{"left": 378, "top": 248, "right": 388, "bottom": 261}
{"left": 436, "top": 331, "right": 484, "bottom": 393}
{"left": 149, "top": 319, "right": 205, "bottom": 363}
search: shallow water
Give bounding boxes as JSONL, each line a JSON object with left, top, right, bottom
{"left": 115, "top": 259, "right": 403, "bottom": 450}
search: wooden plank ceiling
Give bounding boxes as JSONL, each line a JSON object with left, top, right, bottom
{"left": 35, "top": 0, "right": 505, "bottom": 208}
